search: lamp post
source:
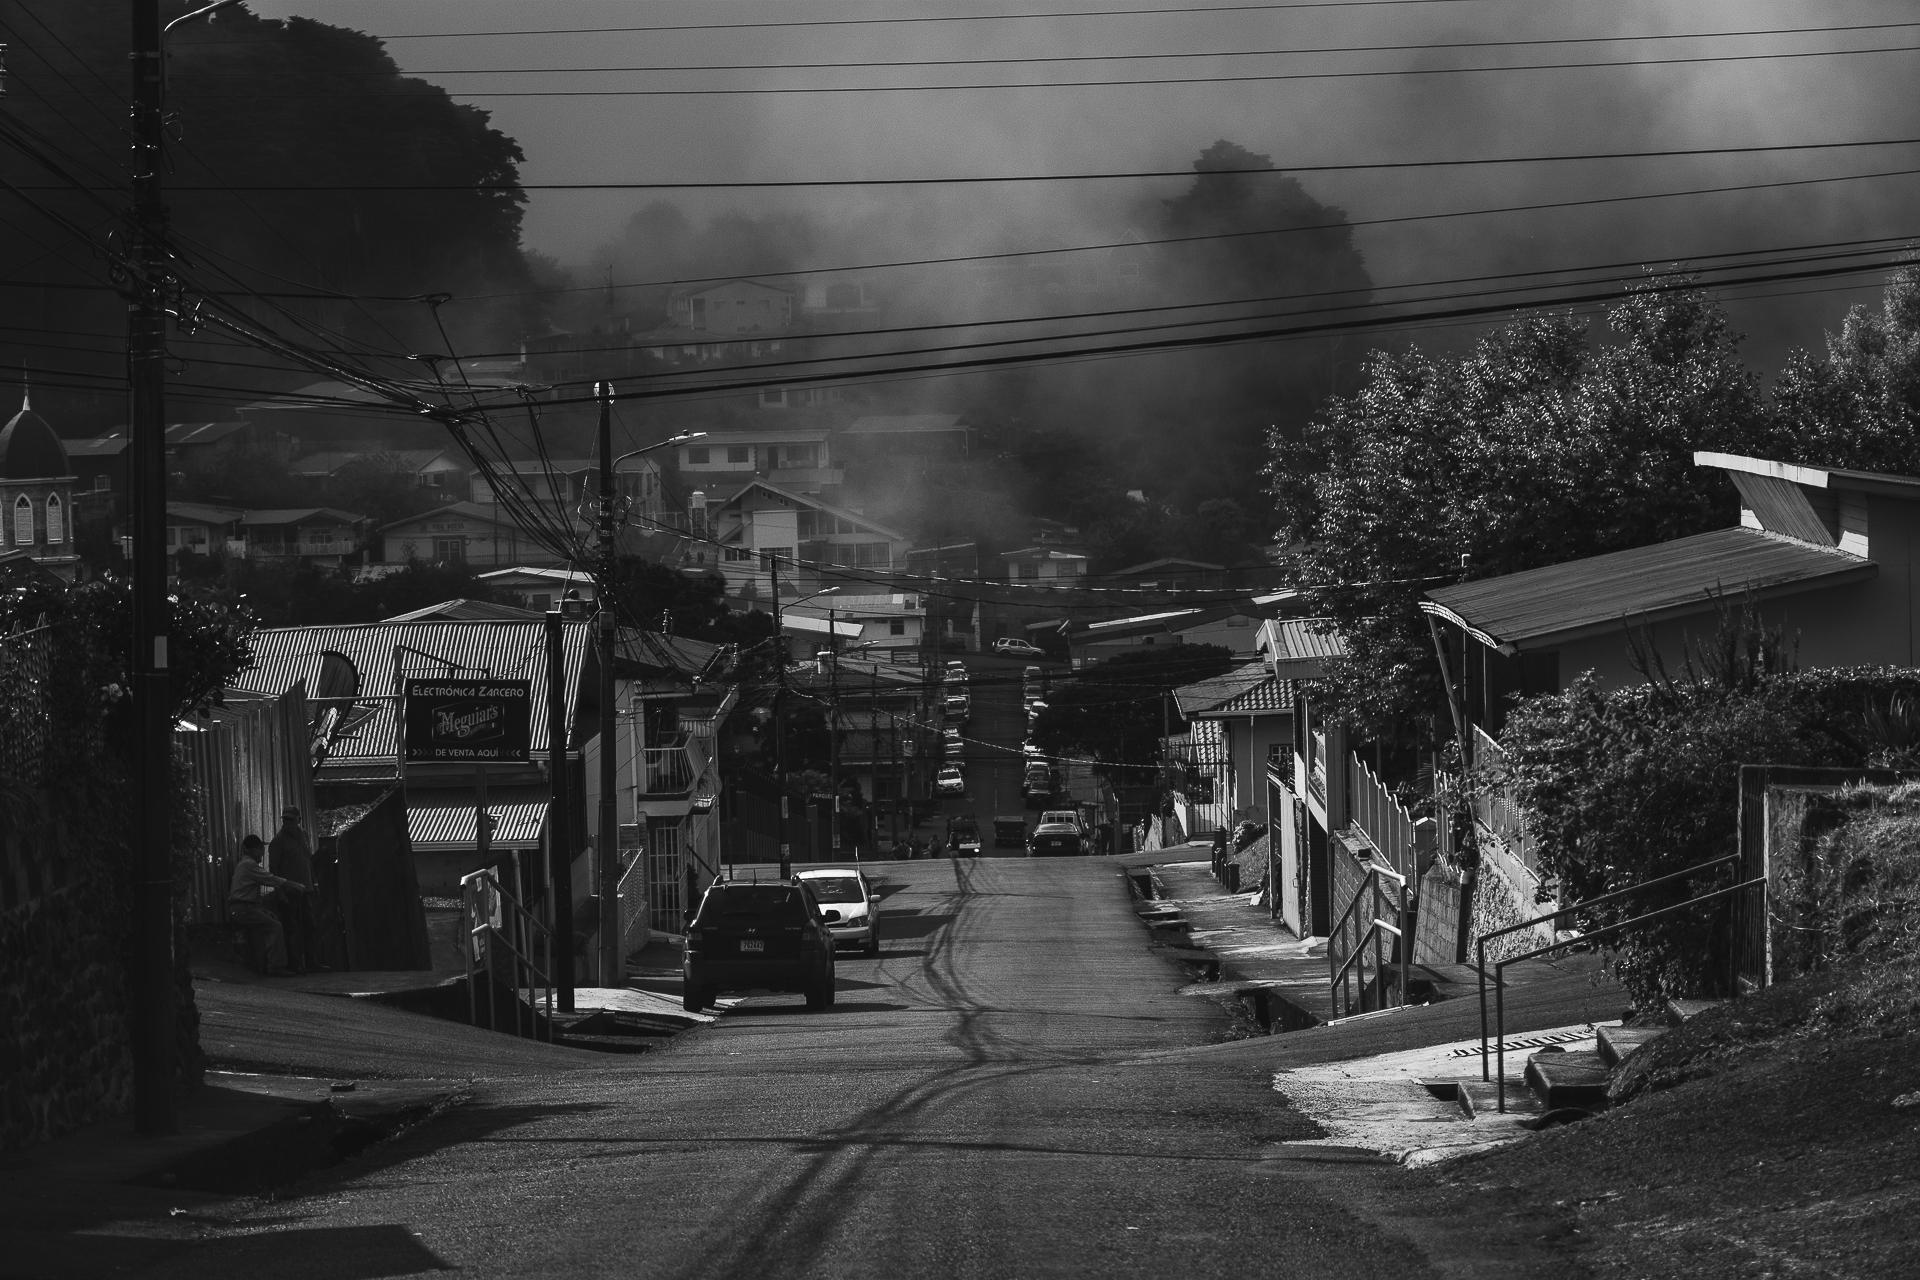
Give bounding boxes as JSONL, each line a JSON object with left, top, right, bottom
{"left": 592, "top": 384, "right": 703, "bottom": 987}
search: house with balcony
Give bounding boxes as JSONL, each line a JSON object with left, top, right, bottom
{"left": 165, "top": 502, "right": 245, "bottom": 561}
{"left": 694, "top": 478, "right": 906, "bottom": 600}
{"left": 675, "top": 426, "right": 843, "bottom": 500}
{"left": 238, "top": 508, "right": 368, "bottom": 569}
{"left": 784, "top": 590, "right": 928, "bottom": 663}
{"left": 1417, "top": 451, "right": 1920, "bottom": 959}
{"left": 615, "top": 632, "right": 741, "bottom": 934}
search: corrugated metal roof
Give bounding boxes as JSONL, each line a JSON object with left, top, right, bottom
{"left": 1421, "top": 527, "right": 1874, "bottom": 652}
{"left": 233, "top": 620, "right": 593, "bottom": 768}
{"left": 1259, "top": 618, "right": 1345, "bottom": 678}
{"left": 409, "top": 802, "right": 549, "bottom": 850}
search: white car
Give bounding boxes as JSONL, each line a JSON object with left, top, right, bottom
{"left": 936, "top": 766, "right": 966, "bottom": 796}
{"left": 795, "top": 867, "right": 881, "bottom": 956}
{"left": 1022, "top": 739, "right": 1044, "bottom": 758}
{"left": 994, "top": 638, "right": 1045, "bottom": 657}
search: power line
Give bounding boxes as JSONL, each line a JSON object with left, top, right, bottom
{"left": 388, "top": 22, "right": 1920, "bottom": 78}
{"left": 144, "top": 138, "right": 1920, "bottom": 191}
{"left": 306, "top": 2, "right": 1912, "bottom": 43}
{"left": 338, "top": 42, "right": 1920, "bottom": 97}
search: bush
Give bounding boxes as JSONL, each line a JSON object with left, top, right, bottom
{"left": 1497, "top": 663, "right": 1920, "bottom": 1007}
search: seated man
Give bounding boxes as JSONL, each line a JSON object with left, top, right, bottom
{"left": 227, "top": 834, "right": 309, "bottom": 975}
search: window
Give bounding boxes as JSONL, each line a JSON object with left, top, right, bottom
{"left": 782, "top": 444, "right": 818, "bottom": 468}
{"left": 12, "top": 495, "right": 31, "bottom": 546}
{"left": 727, "top": 446, "right": 751, "bottom": 465}
{"left": 421, "top": 472, "right": 444, "bottom": 488}
{"left": 888, "top": 619, "right": 905, "bottom": 636}
{"left": 432, "top": 537, "right": 465, "bottom": 564}
{"left": 686, "top": 447, "right": 710, "bottom": 465}
{"left": 759, "top": 389, "right": 786, "bottom": 408}
{"left": 1016, "top": 562, "right": 1038, "bottom": 580}
{"left": 93, "top": 475, "right": 111, "bottom": 492}
{"left": 46, "top": 494, "right": 64, "bottom": 544}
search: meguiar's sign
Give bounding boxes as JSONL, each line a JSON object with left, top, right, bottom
{"left": 402, "top": 679, "right": 533, "bottom": 763}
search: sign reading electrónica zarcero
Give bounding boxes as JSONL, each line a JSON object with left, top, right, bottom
{"left": 402, "top": 679, "right": 533, "bottom": 763}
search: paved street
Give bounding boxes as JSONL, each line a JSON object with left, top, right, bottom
{"left": 114, "top": 856, "right": 1584, "bottom": 1279}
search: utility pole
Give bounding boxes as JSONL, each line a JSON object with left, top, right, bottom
{"left": 545, "top": 609, "right": 573, "bottom": 1011}
{"left": 594, "top": 382, "right": 620, "bottom": 987}
{"left": 771, "top": 554, "right": 791, "bottom": 877}
{"left": 128, "top": 0, "right": 175, "bottom": 1137}
{"left": 827, "top": 604, "right": 840, "bottom": 857}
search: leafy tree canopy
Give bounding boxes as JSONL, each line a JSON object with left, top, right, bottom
{"left": 1269, "top": 280, "right": 1771, "bottom": 745}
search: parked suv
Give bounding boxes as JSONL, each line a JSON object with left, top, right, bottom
{"left": 994, "top": 637, "right": 1045, "bottom": 657}
{"left": 682, "top": 879, "right": 837, "bottom": 1012}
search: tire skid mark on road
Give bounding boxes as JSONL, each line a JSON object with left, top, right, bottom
{"left": 676, "top": 858, "right": 1102, "bottom": 1280}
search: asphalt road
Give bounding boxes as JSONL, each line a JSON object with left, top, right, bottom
{"left": 139, "top": 857, "right": 1587, "bottom": 1280}
{"left": 937, "top": 652, "right": 1055, "bottom": 849}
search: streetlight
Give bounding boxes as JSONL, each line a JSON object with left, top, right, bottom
{"left": 592, "top": 388, "right": 705, "bottom": 988}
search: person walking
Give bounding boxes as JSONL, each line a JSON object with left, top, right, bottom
{"left": 268, "top": 806, "right": 325, "bottom": 973}
{"left": 228, "top": 834, "right": 309, "bottom": 975}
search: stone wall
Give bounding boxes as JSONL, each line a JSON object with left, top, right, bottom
{"left": 2, "top": 783, "right": 205, "bottom": 1152}
{"left": 1414, "top": 862, "right": 1466, "bottom": 966}
{"left": 1, "top": 868, "right": 131, "bottom": 1149}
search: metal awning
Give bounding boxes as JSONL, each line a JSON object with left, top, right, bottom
{"left": 408, "top": 801, "right": 550, "bottom": 851}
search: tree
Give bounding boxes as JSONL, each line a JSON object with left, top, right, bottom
{"left": 1034, "top": 644, "right": 1235, "bottom": 772}
{"left": 1771, "top": 267, "right": 1920, "bottom": 474}
{"left": 1269, "top": 280, "right": 1770, "bottom": 746}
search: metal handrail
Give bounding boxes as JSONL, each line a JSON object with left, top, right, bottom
{"left": 1329, "top": 858, "right": 1411, "bottom": 1017}
{"left": 1490, "top": 875, "right": 1765, "bottom": 1111}
{"left": 1477, "top": 852, "right": 1740, "bottom": 1078}
{"left": 461, "top": 866, "right": 556, "bottom": 1041}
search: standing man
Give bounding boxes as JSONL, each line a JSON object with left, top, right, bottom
{"left": 268, "top": 806, "right": 324, "bottom": 974}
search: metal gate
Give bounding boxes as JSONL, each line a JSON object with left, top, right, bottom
{"left": 647, "top": 819, "right": 685, "bottom": 935}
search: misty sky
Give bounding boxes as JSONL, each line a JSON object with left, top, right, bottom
{"left": 241, "top": 0, "right": 1920, "bottom": 366}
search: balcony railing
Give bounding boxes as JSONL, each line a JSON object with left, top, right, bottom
{"left": 637, "top": 734, "right": 710, "bottom": 798}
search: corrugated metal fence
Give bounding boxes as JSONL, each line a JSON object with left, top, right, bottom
{"left": 178, "top": 685, "right": 318, "bottom": 923}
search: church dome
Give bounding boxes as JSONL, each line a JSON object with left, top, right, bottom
{"left": 0, "top": 405, "right": 70, "bottom": 481}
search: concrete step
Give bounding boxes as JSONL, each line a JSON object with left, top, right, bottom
{"left": 1454, "top": 1076, "right": 1545, "bottom": 1122}
{"left": 1597, "top": 1023, "right": 1665, "bottom": 1067}
{"left": 1665, "top": 996, "right": 1724, "bottom": 1025}
{"left": 1524, "top": 1048, "right": 1611, "bottom": 1109}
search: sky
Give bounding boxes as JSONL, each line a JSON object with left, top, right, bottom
{"left": 237, "top": 0, "right": 1920, "bottom": 369}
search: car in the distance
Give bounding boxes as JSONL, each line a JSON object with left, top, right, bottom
{"left": 1022, "top": 762, "right": 1052, "bottom": 798}
{"left": 942, "top": 727, "right": 964, "bottom": 757}
{"left": 795, "top": 867, "right": 880, "bottom": 956}
{"left": 936, "top": 765, "right": 966, "bottom": 796}
{"left": 994, "top": 637, "right": 1046, "bottom": 657}
{"left": 682, "top": 879, "right": 838, "bottom": 1011}
{"left": 1028, "top": 818, "right": 1088, "bottom": 857}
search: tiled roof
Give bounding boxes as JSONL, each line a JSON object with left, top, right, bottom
{"left": 1176, "top": 659, "right": 1293, "bottom": 718}
{"left": 1421, "top": 527, "right": 1874, "bottom": 653}
{"left": 232, "top": 620, "right": 592, "bottom": 767}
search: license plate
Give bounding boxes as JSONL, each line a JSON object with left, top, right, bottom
{"left": 739, "top": 939, "right": 764, "bottom": 952}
